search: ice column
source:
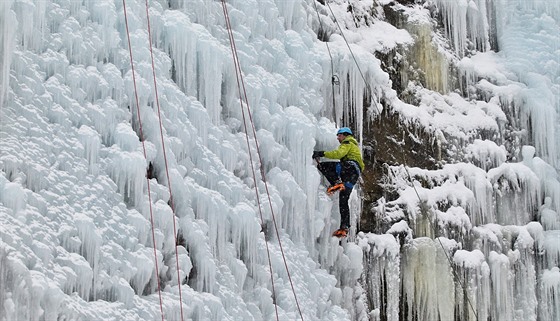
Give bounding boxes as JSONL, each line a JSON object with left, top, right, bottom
{"left": 402, "top": 237, "right": 456, "bottom": 321}
{"left": 540, "top": 267, "right": 560, "bottom": 321}
{"left": 359, "top": 234, "right": 400, "bottom": 321}
{"left": 0, "top": 0, "right": 16, "bottom": 104}
{"left": 434, "top": 0, "right": 490, "bottom": 56}
{"left": 453, "top": 249, "right": 490, "bottom": 321}
{"left": 78, "top": 125, "right": 101, "bottom": 175}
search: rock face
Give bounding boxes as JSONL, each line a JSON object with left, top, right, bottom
{"left": 355, "top": 1, "right": 559, "bottom": 320}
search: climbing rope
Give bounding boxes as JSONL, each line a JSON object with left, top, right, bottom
{"left": 143, "top": 0, "right": 186, "bottom": 319}
{"left": 317, "top": 1, "right": 383, "bottom": 117}
{"left": 324, "top": 1, "right": 375, "bottom": 103}
{"left": 311, "top": 0, "right": 338, "bottom": 111}
{"left": 316, "top": 1, "right": 477, "bottom": 317}
{"left": 221, "top": 1, "right": 305, "bottom": 320}
{"left": 220, "top": 1, "right": 279, "bottom": 319}
{"left": 121, "top": 0, "right": 164, "bottom": 320}
{"left": 402, "top": 163, "right": 479, "bottom": 320}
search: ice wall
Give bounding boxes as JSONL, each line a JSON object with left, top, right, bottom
{"left": 394, "top": 0, "right": 559, "bottom": 169}
{"left": 440, "top": 0, "right": 560, "bottom": 168}
{"left": 1, "top": 0, "right": 559, "bottom": 320}
{"left": 367, "top": 0, "right": 560, "bottom": 319}
{"left": 0, "top": 0, "right": 16, "bottom": 104}
{"left": 1, "top": 0, "right": 382, "bottom": 320}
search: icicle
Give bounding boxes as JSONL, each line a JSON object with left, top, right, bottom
{"left": 540, "top": 267, "right": 560, "bottom": 321}
{"left": 466, "top": 0, "right": 490, "bottom": 52}
{"left": 109, "top": 149, "right": 146, "bottom": 207}
{"left": 528, "top": 155, "right": 560, "bottom": 215}
{"left": 488, "top": 161, "right": 540, "bottom": 225}
{"left": 84, "top": 0, "right": 118, "bottom": 62}
{"left": 492, "top": 0, "right": 560, "bottom": 167}
{"left": 433, "top": 0, "right": 490, "bottom": 56}
{"left": 78, "top": 125, "right": 101, "bottom": 175}
{"left": 86, "top": 99, "right": 124, "bottom": 146}
{"left": 359, "top": 233, "right": 400, "bottom": 321}
{"left": 402, "top": 237, "right": 453, "bottom": 321}
{"left": 113, "top": 123, "right": 139, "bottom": 152}
{"left": 0, "top": 0, "right": 16, "bottom": 105}
{"left": 228, "top": 203, "right": 258, "bottom": 279}
{"left": 56, "top": 250, "right": 94, "bottom": 301}
{"left": 539, "top": 197, "right": 560, "bottom": 230}
{"left": 488, "top": 251, "right": 513, "bottom": 320}
{"left": 543, "top": 230, "right": 560, "bottom": 269}
{"left": 508, "top": 226, "right": 538, "bottom": 320}
{"left": 435, "top": 205, "right": 472, "bottom": 239}
{"left": 161, "top": 10, "right": 225, "bottom": 125}
{"left": 281, "top": 106, "right": 316, "bottom": 184}
{"left": 464, "top": 139, "right": 507, "bottom": 171}
{"left": 1, "top": 181, "right": 26, "bottom": 215}
{"left": 453, "top": 249, "right": 491, "bottom": 321}
{"left": 73, "top": 213, "right": 101, "bottom": 271}
{"left": 66, "top": 66, "right": 111, "bottom": 103}
{"left": 13, "top": 0, "right": 46, "bottom": 51}
{"left": 184, "top": 224, "right": 217, "bottom": 294}
{"left": 190, "top": 185, "right": 230, "bottom": 258}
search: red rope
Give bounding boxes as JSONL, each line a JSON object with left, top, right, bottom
{"left": 221, "top": 1, "right": 304, "bottom": 320}
{"left": 222, "top": 0, "right": 280, "bottom": 320}
{"left": 220, "top": 2, "right": 279, "bottom": 320}
{"left": 121, "top": 1, "right": 164, "bottom": 320}
{"left": 143, "top": 1, "right": 185, "bottom": 320}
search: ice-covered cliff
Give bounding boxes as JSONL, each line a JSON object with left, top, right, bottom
{"left": 1, "top": 0, "right": 559, "bottom": 320}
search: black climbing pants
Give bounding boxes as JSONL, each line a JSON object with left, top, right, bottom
{"left": 317, "top": 161, "right": 360, "bottom": 229}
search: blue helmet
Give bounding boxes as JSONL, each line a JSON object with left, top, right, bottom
{"left": 337, "top": 127, "right": 353, "bottom": 136}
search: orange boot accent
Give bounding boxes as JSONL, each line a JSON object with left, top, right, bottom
{"left": 327, "top": 183, "right": 345, "bottom": 195}
{"left": 332, "top": 228, "right": 348, "bottom": 238}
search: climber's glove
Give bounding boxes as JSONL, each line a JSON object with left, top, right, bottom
{"left": 312, "top": 151, "right": 325, "bottom": 159}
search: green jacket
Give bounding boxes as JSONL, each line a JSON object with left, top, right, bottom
{"left": 324, "top": 136, "right": 365, "bottom": 171}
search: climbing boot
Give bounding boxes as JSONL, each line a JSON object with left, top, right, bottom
{"left": 327, "top": 182, "right": 345, "bottom": 195}
{"left": 332, "top": 228, "right": 348, "bottom": 238}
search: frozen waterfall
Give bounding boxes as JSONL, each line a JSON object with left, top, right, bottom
{"left": 1, "top": 0, "right": 559, "bottom": 321}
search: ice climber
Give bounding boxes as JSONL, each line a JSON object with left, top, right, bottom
{"left": 312, "top": 127, "right": 364, "bottom": 238}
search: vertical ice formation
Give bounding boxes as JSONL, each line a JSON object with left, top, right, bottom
{"left": 540, "top": 198, "right": 560, "bottom": 230}
{"left": 373, "top": 0, "right": 559, "bottom": 319}
{"left": 487, "top": 161, "right": 540, "bottom": 225}
{"left": 464, "top": 139, "right": 507, "bottom": 171}
{"left": 359, "top": 233, "right": 400, "bottom": 321}
{"left": 453, "top": 249, "right": 491, "bottom": 321}
{"left": 78, "top": 125, "right": 101, "bottom": 175}
{"left": 433, "top": 0, "right": 490, "bottom": 56}
{"left": 488, "top": 251, "right": 512, "bottom": 320}
{"left": 0, "top": 0, "right": 16, "bottom": 104}
{"left": 522, "top": 146, "right": 560, "bottom": 214}
{"left": 402, "top": 237, "right": 457, "bottom": 321}
{"left": 452, "top": 0, "right": 560, "bottom": 167}
{"left": 381, "top": 144, "right": 557, "bottom": 319}
{"left": 1, "top": 0, "right": 559, "bottom": 320}
{"left": 540, "top": 267, "right": 560, "bottom": 321}
{"left": 426, "top": 0, "right": 560, "bottom": 176}
{"left": 389, "top": 3, "right": 453, "bottom": 94}
{"left": 382, "top": 1, "right": 560, "bottom": 320}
